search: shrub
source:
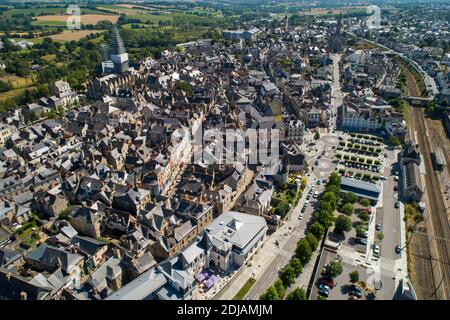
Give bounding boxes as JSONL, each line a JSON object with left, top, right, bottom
{"left": 359, "top": 198, "right": 370, "bottom": 207}
{"left": 324, "top": 261, "right": 343, "bottom": 278}
{"left": 341, "top": 203, "right": 354, "bottom": 215}
{"left": 343, "top": 192, "right": 358, "bottom": 204}
{"left": 358, "top": 210, "right": 369, "bottom": 221}
{"left": 349, "top": 270, "right": 359, "bottom": 283}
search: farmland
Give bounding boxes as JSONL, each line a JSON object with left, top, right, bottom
{"left": 34, "top": 14, "right": 119, "bottom": 25}
{"left": 49, "top": 29, "right": 105, "bottom": 41}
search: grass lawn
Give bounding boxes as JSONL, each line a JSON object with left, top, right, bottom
{"left": 233, "top": 277, "right": 256, "bottom": 300}
{"left": 41, "top": 54, "right": 56, "bottom": 62}
{"left": 31, "top": 20, "right": 68, "bottom": 27}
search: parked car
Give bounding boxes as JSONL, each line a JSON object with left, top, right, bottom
{"left": 318, "top": 288, "right": 329, "bottom": 297}
{"left": 395, "top": 245, "right": 402, "bottom": 254}
{"left": 373, "top": 244, "right": 380, "bottom": 255}
{"left": 395, "top": 201, "right": 400, "bottom": 208}
{"left": 320, "top": 278, "right": 336, "bottom": 289}
{"left": 349, "top": 284, "right": 362, "bottom": 293}
{"left": 394, "top": 186, "right": 399, "bottom": 192}
{"left": 354, "top": 237, "right": 367, "bottom": 245}
{"left": 375, "top": 224, "right": 382, "bottom": 231}
{"left": 318, "top": 283, "right": 330, "bottom": 291}
{"left": 349, "top": 290, "right": 362, "bottom": 298}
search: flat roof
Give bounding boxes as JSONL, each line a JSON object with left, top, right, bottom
{"left": 105, "top": 268, "right": 166, "bottom": 300}
{"left": 341, "top": 177, "right": 381, "bottom": 201}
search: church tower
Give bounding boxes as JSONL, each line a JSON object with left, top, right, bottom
{"left": 285, "top": 14, "right": 289, "bottom": 32}
{"left": 329, "top": 14, "right": 344, "bottom": 53}
{"left": 110, "top": 27, "right": 129, "bottom": 74}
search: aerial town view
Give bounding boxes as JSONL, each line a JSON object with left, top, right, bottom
{"left": 0, "top": 0, "right": 449, "bottom": 305}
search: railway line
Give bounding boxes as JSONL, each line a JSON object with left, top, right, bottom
{"left": 411, "top": 106, "right": 450, "bottom": 300}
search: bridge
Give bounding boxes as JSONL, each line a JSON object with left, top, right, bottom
{"left": 403, "top": 95, "right": 434, "bottom": 107}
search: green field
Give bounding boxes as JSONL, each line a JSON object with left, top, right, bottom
{"left": 233, "top": 278, "right": 256, "bottom": 300}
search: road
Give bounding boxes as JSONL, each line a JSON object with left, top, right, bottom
{"left": 330, "top": 54, "right": 343, "bottom": 129}
{"left": 244, "top": 172, "right": 322, "bottom": 299}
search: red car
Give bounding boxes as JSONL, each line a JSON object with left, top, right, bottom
{"left": 319, "top": 278, "right": 336, "bottom": 289}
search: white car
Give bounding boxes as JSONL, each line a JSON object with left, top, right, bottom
{"left": 373, "top": 245, "right": 380, "bottom": 255}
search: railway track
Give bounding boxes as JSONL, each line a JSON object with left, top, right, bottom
{"left": 411, "top": 106, "right": 450, "bottom": 300}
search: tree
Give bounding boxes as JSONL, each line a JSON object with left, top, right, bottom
{"left": 309, "top": 222, "right": 325, "bottom": 239}
{"left": 343, "top": 192, "right": 358, "bottom": 204}
{"left": 349, "top": 270, "right": 359, "bottom": 283}
{"left": 296, "top": 238, "right": 312, "bottom": 265}
{"left": 377, "top": 232, "right": 384, "bottom": 241}
{"left": 341, "top": 203, "right": 354, "bottom": 216}
{"left": 29, "top": 111, "right": 40, "bottom": 122}
{"left": 356, "top": 224, "right": 367, "bottom": 238}
{"left": 357, "top": 210, "right": 369, "bottom": 222}
{"left": 318, "top": 201, "right": 333, "bottom": 214}
{"left": 175, "top": 81, "right": 193, "bottom": 96}
{"left": 273, "top": 279, "right": 286, "bottom": 299}
{"left": 314, "top": 131, "right": 320, "bottom": 140}
{"left": 315, "top": 209, "right": 334, "bottom": 228}
{"left": 286, "top": 287, "right": 307, "bottom": 300}
{"left": 290, "top": 258, "right": 303, "bottom": 276}
{"left": 327, "top": 172, "right": 341, "bottom": 188}
{"left": 305, "top": 233, "right": 319, "bottom": 251}
{"left": 359, "top": 198, "right": 370, "bottom": 207}
{"left": 389, "top": 135, "right": 401, "bottom": 147}
{"left": 274, "top": 201, "right": 290, "bottom": 217}
{"left": 260, "top": 286, "right": 280, "bottom": 300}
{"left": 322, "top": 192, "right": 338, "bottom": 210}
{"left": 334, "top": 215, "right": 352, "bottom": 234}
{"left": 325, "top": 184, "right": 340, "bottom": 197}
{"left": 279, "top": 265, "right": 296, "bottom": 288}
{"left": 0, "top": 80, "right": 12, "bottom": 93}
{"left": 324, "top": 261, "right": 343, "bottom": 278}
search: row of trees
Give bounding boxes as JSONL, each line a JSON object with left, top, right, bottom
{"left": 260, "top": 172, "right": 343, "bottom": 300}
